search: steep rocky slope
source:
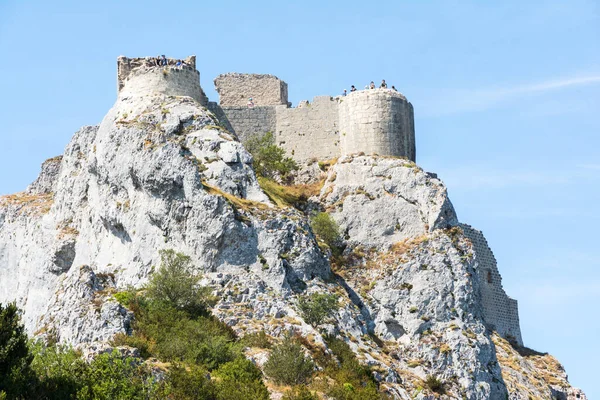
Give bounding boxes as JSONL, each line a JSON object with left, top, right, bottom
{"left": 0, "top": 91, "right": 586, "bottom": 399}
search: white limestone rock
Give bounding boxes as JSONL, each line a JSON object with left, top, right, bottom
{"left": 319, "top": 155, "right": 458, "bottom": 249}
{"left": 0, "top": 89, "right": 585, "bottom": 399}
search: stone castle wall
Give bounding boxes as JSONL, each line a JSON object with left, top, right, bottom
{"left": 207, "top": 104, "right": 278, "bottom": 143}
{"left": 214, "top": 73, "right": 288, "bottom": 107}
{"left": 212, "top": 74, "right": 416, "bottom": 163}
{"left": 460, "top": 224, "right": 523, "bottom": 345}
{"left": 340, "top": 90, "right": 416, "bottom": 162}
{"left": 117, "top": 56, "right": 207, "bottom": 105}
{"left": 275, "top": 96, "right": 340, "bottom": 161}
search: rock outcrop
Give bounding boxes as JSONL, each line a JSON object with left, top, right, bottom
{"left": 0, "top": 82, "right": 585, "bottom": 398}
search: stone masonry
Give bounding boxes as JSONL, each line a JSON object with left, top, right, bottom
{"left": 460, "top": 223, "right": 523, "bottom": 345}
{"left": 210, "top": 73, "right": 416, "bottom": 163}
{"left": 117, "top": 56, "right": 207, "bottom": 105}
{"left": 214, "top": 73, "right": 288, "bottom": 107}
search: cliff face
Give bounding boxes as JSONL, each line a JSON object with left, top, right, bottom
{"left": 0, "top": 90, "right": 585, "bottom": 399}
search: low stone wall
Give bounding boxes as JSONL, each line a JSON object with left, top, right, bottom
{"left": 214, "top": 73, "right": 288, "bottom": 107}
{"left": 460, "top": 224, "right": 523, "bottom": 345}
{"left": 275, "top": 96, "right": 340, "bottom": 161}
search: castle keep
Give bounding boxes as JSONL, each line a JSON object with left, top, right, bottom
{"left": 117, "top": 57, "right": 416, "bottom": 163}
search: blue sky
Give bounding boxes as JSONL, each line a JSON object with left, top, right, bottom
{"left": 1, "top": 0, "right": 598, "bottom": 396}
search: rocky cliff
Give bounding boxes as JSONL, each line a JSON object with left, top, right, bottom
{"left": 0, "top": 87, "right": 586, "bottom": 399}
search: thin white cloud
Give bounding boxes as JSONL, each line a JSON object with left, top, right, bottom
{"left": 497, "top": 75, "right": 600, "bottom": 96}
{"left": 578, "top": 163, "right": 600, "bottom": 170}
{"left": 420, "top": 74, "right": 600, "bottom": 116}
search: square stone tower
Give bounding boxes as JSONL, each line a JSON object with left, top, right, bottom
{"left": 214, "top": 73, "right": 288, "bottom": 107}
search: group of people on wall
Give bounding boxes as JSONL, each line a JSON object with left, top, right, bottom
{"left": 342, "top": 80, "right": 398, "bottom": 96}
{"left": 245, "top": 79, "right": 400, "bottom": 108}
{"left": 147, "top": 55, "right": 191, "bottom": 70}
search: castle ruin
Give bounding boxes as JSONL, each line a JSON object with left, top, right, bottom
{"left": 117, "top": 56, "right": 416, "bottom": 163}
{"left": 115, "top": 55, "right": 523, "bottom": 345}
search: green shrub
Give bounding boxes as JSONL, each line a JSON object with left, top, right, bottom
{"left": 240, "top": 331, "right": 272, "bottom": 349}
{"left": 264, "top": 337, "right": 314, "bottom": 385}
{"left": 322, "top": 336, "right": 382, "bottom": 399}
{"left": 30, "top": 343, "right": 87, "bottom": 398}
{"left": 158, "top": 363, "right": 216, "bottom": 400}
{"left": 0, "top": 302, "right": 35, "bottom": 397}
{"left": 146, "top": 249, "right": 213, "bottom": 316}
{"left": 77, "top": 350, "right": 157, "bottom": 400}
{"left": 244, "top": 132, "right": 298, "bottom": 180}
{"left": 298, "top": 292, "right": 340, "bottom": 327}
{"left": 113, "top": 287, "right": 138, "bottom": 308}
{"left": 282, "top": 386, "right": 319, "bottom": 400}
{"left": 123, "top": 302, "right": 240, "bottom": 370}
{"left": 310, "top": 212, "right": 341, "bottom": 250}
{"left": 424, "top": 375, "right": 444, "bottom": 394}
{"left": 214, "top": 358, "right": 269, "bottom": 400}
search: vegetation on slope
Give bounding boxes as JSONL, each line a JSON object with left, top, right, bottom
{"left": 0, "top": 249, "right": 390, "bottom": 399}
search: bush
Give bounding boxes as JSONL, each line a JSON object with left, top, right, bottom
{"left": 30, "top": 343, "right": 87, "bottom": 398}
{"left": 244, "top": 132, "right": 298, "bottom": 180}
{"left": 158, "top": 363, "right": 216, "bottom": 400}
{"left": 0, "top": 302, "right": 35, "bottom": 397}
{"left": 322, "top": 336, "right": 382, "bottom": 399}
{"left": 298, "top": 293, "right": 340, "bottom": 327}
{"left": 282, "top": 386, "right": 319, "bottom": 400}
{"left": 240, "top": 331, "right": 272, "bottom": 349}
{"left": 214, "top": 358, "right": 269, "bottom": 400}
{"left": 424, "top": 375, "right": 444, "bottom": 394}
{"left": 77, "top": 350, "right": 157, "bottom": 400}
{"left": 310, "top": 212, "right": 341, "bottom": 250}
{"left": 264, "top": 336, "right": 314, "bottom": 385}
{"left": 146, "top": 249, "right": 213, "bottom": 316}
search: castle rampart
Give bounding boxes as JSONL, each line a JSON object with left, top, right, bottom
{"left": 117, "top": 56, "right": 207, "bottom": 105}
{"left": 460, "top": 223, "right": 523, "bottom": 345}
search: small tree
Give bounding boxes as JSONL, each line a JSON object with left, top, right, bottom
{"left": 310, "top": 212, "right": 341, "bottom": 250}
{"left": 146, "top": 250, "right": 213, "bottom": 316}
{"left": 298, "top": 293, "right": 340, "bottom": 327}
{"left": 0, "top": 302, "right": 34, "bottom": 397}
{"left": 244, "top": 132, "right": 298, "bottom": 180}
{"left": 264, "top": 337, "right": 314, "bottom": 385}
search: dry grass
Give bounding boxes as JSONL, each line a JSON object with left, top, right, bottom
{"left": 492, "top": 333, "right": 568, "bottom": 396}
{"left": 202, "top": 181, "right": 270, "bottom": 211}
{"left": 258, "top": 177, "right": 324, "bottom": 209}
{"left": 0, "top": 192, "right": 53, "bottom": 215}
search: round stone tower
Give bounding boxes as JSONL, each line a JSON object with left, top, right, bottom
{"left": 116, "top": 55, "right": 207, "bottom": 105}
{"left": 339, "top": 89, "right": 416, "bottom": 161}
